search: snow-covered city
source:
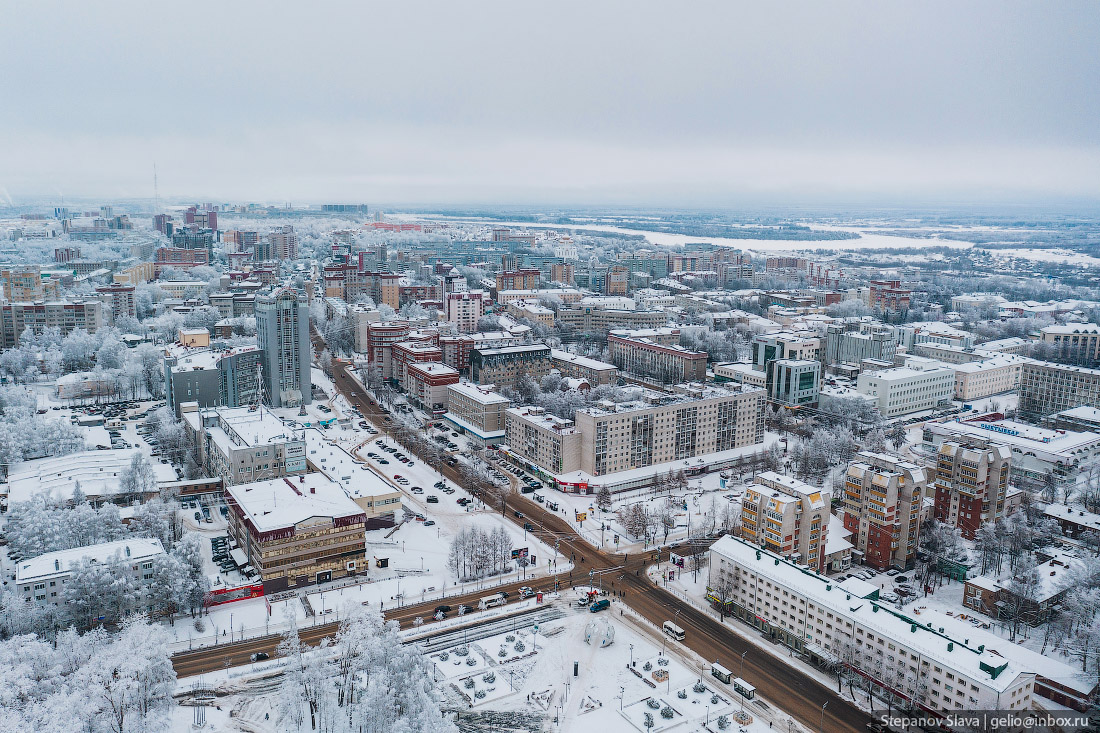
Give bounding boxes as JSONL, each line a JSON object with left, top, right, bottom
{"left": 2, "top": 4, "right": 1100, "bottom": 733}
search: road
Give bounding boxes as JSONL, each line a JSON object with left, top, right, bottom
{"left": 172, "top": 336, "right": 871, "bottom": 731}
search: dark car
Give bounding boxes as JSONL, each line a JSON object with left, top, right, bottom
{"left": 250, "top": 652, "right": 269, "bottom": 662}
{"left": 435, "top": 605, "right": 452, "bottom": 613}
{"left": 426, "top": 496, "right": 439, "bottom": 503}
{"left": 514, "top": 511, "right": 524, "bottom": 518}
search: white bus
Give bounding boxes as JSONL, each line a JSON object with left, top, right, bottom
{"left": 479, "top": 593, "right": 506, "bottom": 610}
{"left": 662, "top": 621, "right": 686, "bottom": 641}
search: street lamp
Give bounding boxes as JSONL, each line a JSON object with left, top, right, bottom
{"left": 620, "top": 686, "right": 625, "bottom": 711}
{"left": 740, "top": 650, "right": 748, "bottom": 678}
{"left": 629, "top": 643, "right": 634, "bottom": 667}
{"left": 820, "top": 701, "right": 828, "bottom": 733}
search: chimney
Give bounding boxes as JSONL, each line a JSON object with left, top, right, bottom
{"left": 311, "top": 486, "right": 316, "bottom": 494}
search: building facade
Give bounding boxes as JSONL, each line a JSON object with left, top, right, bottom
{"left": 470, "top": 344, "right": 552, "bottom": 391}
{"left": 608, "top": 331, "right": 708, "bottom": 383}
{"left": 932, "top": 438, "right": 1011, "bottom": 539}
{"left": 842, "top": 452, "right": 925, "bottom": 570}
{"left": 740, "top": 472, "right": 830, "bottom": 572}
{"left": 0, "top": 300, "right": 105, "bottom": 348}
{"left": 1018, "top": 361, "right": 1100, "bottom": 421}
{"left": 856, "top": 362, "right": 955, "bottom": 417}
{"left": 224, "top": 473, "right": 366, "bottom": 592}
{"left": 255, "top": 288, "right": 311, "bottom": 407}
{"left": 445, "top": 381, "right": 510, "bottom": 444}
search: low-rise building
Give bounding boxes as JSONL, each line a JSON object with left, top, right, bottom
{"left": 952, "top": 355, "right": 1029, "bottom": 401}
{"left": 713, "top": 362, "right": 768, "bottom": 389}
{"left": 15, "top": 538, "right": 165, "bottom": 610}
{"left": 4, "top": 449, "right": 176, "bottom": 506}
{"left": 549, "top": 349, "right": 619, "bottom": 386}
{"left": 963, "top": 552, "right": 1082, "bottom": 625}
{"left": 923, "top": 416, "right": 1100, "bottom": 493}
{"left": 740, "top": 472, "right": 830, "bottom": 572}
{"left": 856, "top": 361, "right": 955, "bottom": 417}
{"left": 224, "top": 472, "right": 367, "bottom": 592}
{"left": 608, "top": 330, "right": 708, "bottom": 383}
{"left": 183, "top": 404, "right": 307, "bottom": 485}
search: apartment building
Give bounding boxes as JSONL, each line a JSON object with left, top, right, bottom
{"left": 439, "top": 331, "right": 520, "bottom": 374}
{"left": 94, "top": 283, "right": 136, "bottom": 322}
{"left": 183, "top": 405, "right": 307, "bottom": 485}
{"left": 856, "top": 362, "right": 955, "bottom": 417}
{"left": 406, "top": 362, "right": 460, "bottom": 414}
{"left": 495, "top": 269, "right": 541, "bottom": 292}
{"left": 2, "top": 265, "right": 60, "bottom": 301}
{"left": 952, "top": 355, "right": 1029, "bottom": 401}
{"left": 740, "top": 472, "right": 830, "bottom": 572}
{"left": 897, "top": 322, "right": 975, "bottom": 350}
{"left": 549, "top": 349, "right": 619, "bottom": 386}
{"left": 391, "top": 340, "right": 444, "bottom": 390}
{"left": 363, "top": 321, "right": 410, "bottom": 378}
{"left": 445, "top": 381, "right": 510, "bottom": 444}
{"left": 868, "top": 279, "right": 911, "bottom": 313}
{"left": 470, "top": 344, "right": 552, "bottom": 390}
{"left": 322, "top": 262, "right": 401, "bottom": 309}
{"left": 932, "top": 438, "right": 1011, "bottom": 539}
{"left": 608, "top": 330, "right": 708, "bottom": 383}
{"left": 504, "top": 384, "right": 765, "bottom": 485}
{"left": 0, "top": 299, "right": 105, "bottom": 347}
{"left": 1018, "top": 360, "right": 1100, "bottom": 421}
{"left": 15, "top": 538, "right": 165, "bottom": 611}
{"left": 224, "top": 473, "right": 366, "bottom": 592}
{"left": 446, "top": 290, "right": 489, "bottom": 333}
{"left": 842, "top": 452, "right": 926, "bottom": 570}
{"left": 163, "top": 345, "right": 263, "bottom": 415}
{"left": 268, "top": 225, "right": 298, "bottom": 260}
{"left": 549, "top": 262, "right": 574, "bottom": 285}
{"left": 255, "top": 287, "right": 311, "bottom": 408}
{"left": 707, "top": 536, "right": 1034, "bottom": 716}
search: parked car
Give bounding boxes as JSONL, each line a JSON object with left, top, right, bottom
{"left": 426, "top": 496, "right": 439, "bottom": 503}
{"left": 250, "top": 652, "right": 270, "bottom": 662}
{"left": 424, "top": 520, "right": 435, "bottom": 526}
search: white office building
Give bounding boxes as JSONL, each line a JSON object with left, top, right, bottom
{"left": 856, "top": 361, "right": 955, "bottom": 417}
{"left": 707, "top": 535, "right": 1035, "bottom": 715}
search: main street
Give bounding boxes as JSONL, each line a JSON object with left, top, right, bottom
{"left": 173, "top": 336, "right": 872, "bottom": 731}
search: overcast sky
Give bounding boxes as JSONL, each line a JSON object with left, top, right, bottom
{"left": 2, "top": 1, "right": 1098, "bottom": 207}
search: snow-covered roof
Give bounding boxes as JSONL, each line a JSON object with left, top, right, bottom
{"left": 952, "top": 354, "right": 1032, "bottom": 374}
{"left": 16, "top": 538, "right": 165, "bottom": 584}
{"left": 446, "top": 381, "right": 510, "bottom": 405}
{"left": 824, "top": 515, "right": 853, "bottom": 557}
{"left": 709, "top": 535, "right": 1029, "bottom": 693}
{"left": 550, "top": 349, "right": 617, "bottom": 372}
{"left": 1043, "top": 503, "right": 1100, "bottom": 532}
{"left": 5, "top": 449, "right": 176, "bottom": 505}
{"left": 225, "top": 473, "right": 364, "bottom": 533}
{"left": 928, "top": 418, "right": 1100, "bottom": 459}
